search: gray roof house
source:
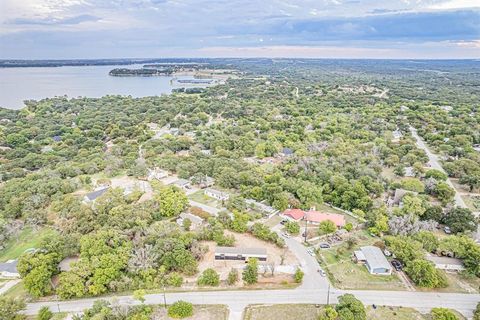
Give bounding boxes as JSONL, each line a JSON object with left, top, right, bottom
{"left": 205, "top": 188, "right": 229, "bottom": 201}
{"left": 171, "top": 179, "right": 191, "bottom": 189}
{"left": 354, "top": 246, "right": 392, "bottom": 275}
{"left": 176, "top": 212, "right": 204, "bottom": 229}
{"left": 215, "top": 247, "right": 267, "bottom": 262}
{"left": 0, "top": 260, "right": 19, "bottom": 278}
{"left": 83, "top": 187, "right": 109, "bottom": 203}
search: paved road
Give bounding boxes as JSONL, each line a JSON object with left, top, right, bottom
{"left": 25, "top": 287, "right": 480, "bottom": 318}
{"left": 410, "top": 126, "right": 480, "bottom": 241}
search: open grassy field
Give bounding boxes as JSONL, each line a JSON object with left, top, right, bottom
{"left": 151, "top": 305, "right": 229, "bottom": 320}
{"left": 3, "top": 281, "right": 28, "bottom": 299}
{"left": 244, "top": 304, "right": 324, "bottom": 320}
{"left": 318, "top": 232, "right": 405, "bottom": 290}
{"left": 243, "top": 304, "right": 456, "bottom": 320}
{"left": 188, "top": 190, "right": 222, "bottom": 208}
{"left": 0, "top": 227, "right": 56, "bottom": 262}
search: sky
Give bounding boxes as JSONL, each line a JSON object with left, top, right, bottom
{"left": 0, "top": 0, "right": 479, "bottom": 59}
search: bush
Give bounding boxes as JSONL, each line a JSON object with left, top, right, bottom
{"left": 431, "top": 308, "right": 459, "bottom": 320}
{"left": 344, "top": 222, "right": 353, "bottom": 232}
{"left": 335, "top": 294, "right": 366, "bottom": 320}
{"left": 37, "top": 306, "right": 53, "bottom": 320}
{"left": 473, "top": 302, "right": 480, "bottom": 320}
{"left": 227, "top": 268, "right": 239, "bottom": 285}
{"left": 166, "top": 273, "right": 183, "bottom": 287}
{"left": 168, "top": 301, "right": 193, "bottom": 319}
{"left": 242, "top": 258, "right": 258, "bottom": 284}
{"left": 405, "top": 259, "right": 447, "bottom": 288}
{"left": 319, "top": 220, "right": 337, "bottom": 235}
{"left": 294, "top": 268, "right": 304, "bottom": 283}
{"left": 197, "top": 268, "right": 220, "bottom": 286}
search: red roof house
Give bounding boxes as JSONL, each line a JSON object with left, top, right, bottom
{"left": 304, "top": 211, "right": 346, "bottom": 227}
{"left": 282, "top": 209, "right": 305, "bottom": 221}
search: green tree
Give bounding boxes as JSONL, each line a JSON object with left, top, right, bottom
{"left": 319, "top": 306, "right": 338, "bottom": 320}
{"left": 155, "top": 186, "right": 189, "bottom": 218}
{"left": 425, "top": 169, "right": 448, "bottom": 181}
{"left": 442, "top": 207, "right": 477, "bottom": 233}
{"left": 197, "top": 268, "right": 220, "bottom": 286}
{"left": 335, "top": 294, "right": 366, "bottom": 320}
{"left": 242, "top": 258, "right": 258, "bottom": 285}
{"left": 405, "top": 259, "right": 447, "bottom": 288}
{"left": 285, "top": 221, "right": 300, "bottom": 235}
{"left": 431, "top": 308, "right": 459, "bottom": 320}
{"left": 435, "top": 182, "right": 455, "bottom": 205}
{"left": 413, "top": 231, "right": 439, "bottom": 252}
{"left": 37, "top": 306, "right": 53, "bottom": 320}
{"left": 459, "top": 173, "right": 480, "bottom": 192}
{"left": 319, "top": 220, "right": 337, "bottom": 235}
{"left": 183, "top": 218, "right": 192, "bottom": 231}
{"left": 294, "top": 268, "right": 304, "bottom": 283}
{"left": 168, "top": 301, "right": 193, "bottom": 319}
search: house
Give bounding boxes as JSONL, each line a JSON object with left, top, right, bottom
{"left": 171, "top": 179, "right": 191, "bottom": 190}
{"left": 205, "top": 188, "right": 229, "bottom": 201}
{"left": 0, "top": 260, "right": 19, "bottom": 278}
{"left": 176, "top": 212, "right": 204, "bottom": 229}
{"left": 404, "top": 166, "right": 415, "bottom": 177}
{"left": 426, "top": 255, "right": 465, "bottom": 272}
{"left": 354, "top": 246, "right": 392, "bottom": 275}
{"left": 387, "top": 188, "right": 417, "bottom": 207}
{"left": 246, "top": 199, "right": 279, "bottom": 216}
{"left": 282, "top": 208, "right": 305, "bottom": 221}
{"left": 215, "top": 247, "right": 267, "bottom": 262}
{"left": 83, "top": 187, "right": 109, "bottom": 203}
{"left": 304, "top": 211, "right": 346, "bottom": 227}
{"left": 147, "top": 167, "right": 168, "bottom": 181}
{"left": 195, "top": 175, "right": 215, "bottom": 189}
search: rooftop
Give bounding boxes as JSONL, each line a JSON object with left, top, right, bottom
{"left": 215, "top": 246, "right": 267, "bottom": 256}
{"left": 85, "top": 187, "right": 109, "bottom": 201}
{"left": 360, "top": 246, "right": 391, "bottom": 271}
{"left": 426, "top": 255, "right": 464, "bottom": 266}
{"left": 282, "top": 208, "right": 304, "bottom": 220}
{"left": 304, "top": 211, "right": 346, "bottom": 226}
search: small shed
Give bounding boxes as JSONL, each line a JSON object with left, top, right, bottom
{"left": 83, "top": 187, "right": 109, "bottom": 203}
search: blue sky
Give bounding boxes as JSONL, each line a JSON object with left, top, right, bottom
{"left": 0, "top": 0, "right": 479, "bottom": 59}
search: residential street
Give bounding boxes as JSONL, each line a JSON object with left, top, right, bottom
{"left": 25, "top": 287, "right": 480, "bottom": 319}
{"left": 410, "top": 126, "right": 480, "bottom": 241}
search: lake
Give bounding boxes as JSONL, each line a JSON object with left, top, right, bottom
{"left": 0, "top": 64, "right": 195, "bottom": 110}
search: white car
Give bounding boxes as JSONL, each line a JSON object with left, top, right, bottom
{"left": 318, "top": 268, "right": 326, "bottom": 277}
{"left": 283, "top": 233, "right": 291, "bottom": 238}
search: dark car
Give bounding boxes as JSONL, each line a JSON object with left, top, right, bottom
{"left": 280, "top": 220, "right": 288, "bottom": 225}
{"left": 391, "top": 259, "right": 403, "bottom": 271}
{"left": 319, "top": 243, "right": 331, "bottom": 249}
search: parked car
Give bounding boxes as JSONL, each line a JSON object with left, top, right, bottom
{"left": 307, "top": 248, "right": 315, "bottom": 256}
{"left": 383, "top": 249, "right": 392, "bottom": 257}
{"left": 319, "top": 243, "right": 331, "bottom": 249}
{"left": 282, "top": 232, "right": 291, "bottom": 239}
{"left": 280, "top": 220, "right": 288, "bottom": 225}
{"left": 391, "top": 259, "right": 403, "bottom": 271}
{"left": 318, "top": 268, "right": 326, "bottom": 277}
{"left": 444, "top": 226, "right": 452, "bottom": 234}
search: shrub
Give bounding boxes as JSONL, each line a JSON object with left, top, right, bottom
{"left": 166, "top": 273, "right": 183, "bottom": 287}
{"left": 168, "top": 301, "right": 193, "bottom": 319}
{"left": 431, "top": 308, "right": 459, "bottom": 320}
{"left": 242, "top": 258, "right": 258, "bottom": 284}
{"left": 227, "top": 268, "right": 239, "bottom": 285}
{"left": 37, "top": 306, "right": 53, "bottom": 320}
{"left": 197, "top": 268, "right": 220, "bottom": 286}
{"left": 319, "top": 220, "right": 337, "bottom": 235}
{"left": 294, "top": 268, "right": 304, "bottom": 283}
{"left": 473, "top": 302, "right": 480, "bottom": 320}
{"left": 285, "top": 221, "right": 300, "bottom": 235}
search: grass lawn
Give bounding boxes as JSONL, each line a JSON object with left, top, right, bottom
{"left": 366, "top": 306, "right": 427, "bottom": 320}
{"left": 3, "top": 281, "right": 28, "bottom": 299}
{"left": 416, "top": 272, "right": 480, "bottom": 294}
{"left": 0, "top": 227, "right": 56, "bottom": 262}
{"left": 318, "top": 232, "right": 405, "bottom": 290}
{"left": 188, "top": 190, "right": 221, "bottom": 208}
{"left": 264, "top": 215, "right": 283, "bottom": 228}
{"left": 462, "top": 194, "right": 480, "bottom": 211}
{"left": 315, "top": 203, "right": 359, "bottom": 224}
{"left": 244, "top": 304, "right": 324, "bottom": 320}
{"left": 152, "top": 304, "right": 229, "bottom": 320}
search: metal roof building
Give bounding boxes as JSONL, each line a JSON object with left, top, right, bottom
{"left": 355, "top": 246, "right": 392, "bottom": 275}
{"left": 215, "top": 247, "right": 267, "bottom": 262}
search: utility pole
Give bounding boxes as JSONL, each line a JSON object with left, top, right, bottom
{"left": 327, "top": 283, "right": 331, "bottom": 305}
{"left": 304, "top": 216, "right": 308, "bottom": 242}
{"left": 163, "top": 284, "right": 167, "bottom": 308}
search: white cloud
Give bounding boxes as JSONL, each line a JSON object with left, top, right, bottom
{"left": 429, "top": 0, "right": 480, "bottom": 9}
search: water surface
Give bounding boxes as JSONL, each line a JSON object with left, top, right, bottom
{"left": 0, "top": 64, "right": 191, "bottom": 109}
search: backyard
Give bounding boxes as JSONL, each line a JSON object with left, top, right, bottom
{"left": 0, "top": 227, "right": 55, "bottom": 262}
{"left": 188, "top": 190, "right": 222, "bottom": 208}
{"left": 317, "top": 231, "right": 405, "bottom": 290}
